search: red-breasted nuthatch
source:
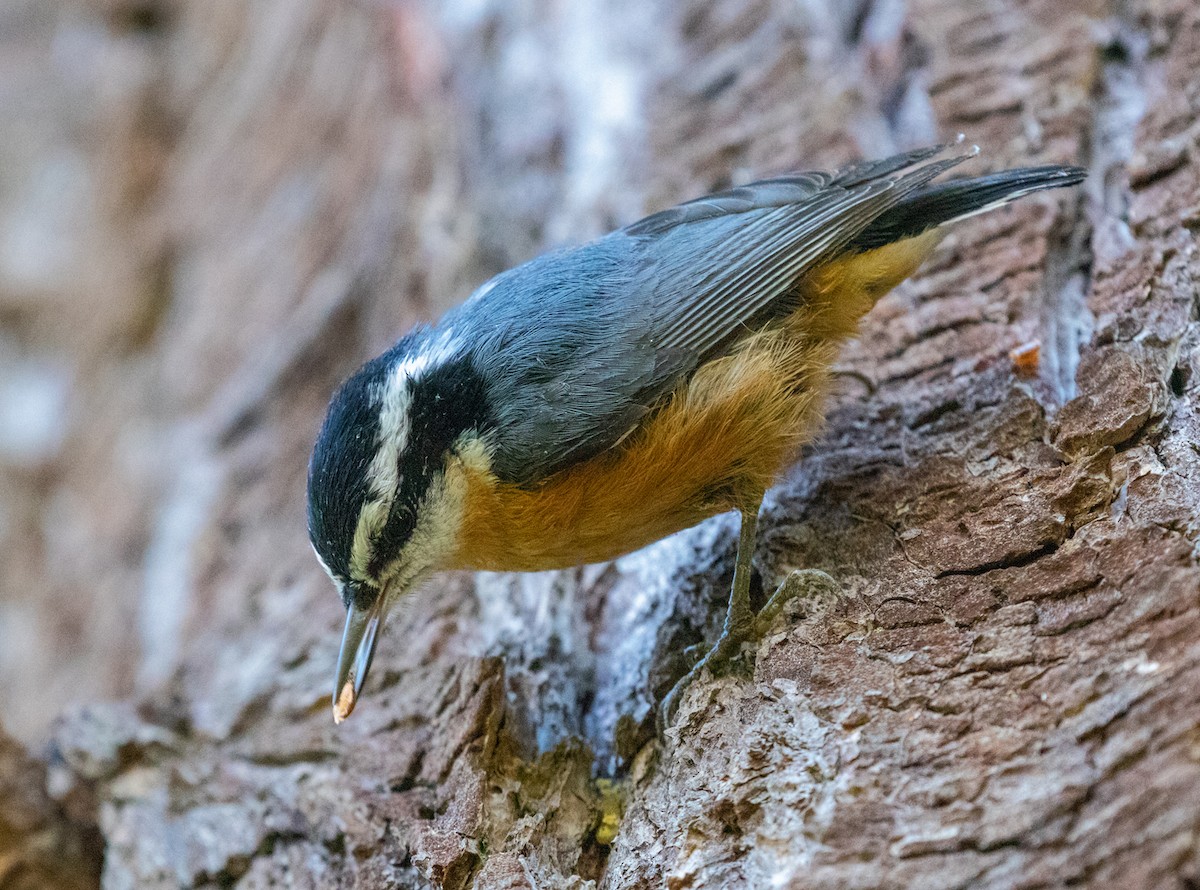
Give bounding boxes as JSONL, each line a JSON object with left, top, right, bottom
{"left": 307, "top": 144, "right": 1084, "bottom": 724}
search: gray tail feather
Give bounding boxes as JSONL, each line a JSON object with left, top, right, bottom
{"left": 848, "top": 164, "right": 1086, "bottom": 252}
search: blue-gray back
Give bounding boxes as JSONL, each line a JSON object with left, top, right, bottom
{"left": 441, "top": 148, "right": 967, "bottom": 483}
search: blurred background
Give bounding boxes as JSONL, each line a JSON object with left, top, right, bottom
{"left": 0, "top": 0, "right": 980, "bottom": 744}
{"left": 10, "top": 0, "right": 1200, "bottom": 885}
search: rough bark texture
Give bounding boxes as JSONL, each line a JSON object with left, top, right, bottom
{"left": 1, "top": 0, "right": 1199, "bottom": 887}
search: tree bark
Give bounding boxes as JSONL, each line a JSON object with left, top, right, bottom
{"left": 0, "top": 729, "right": 100, "bottom": 890}
{"left": 2, "top": 0, "right": 1199, "bottom": 887}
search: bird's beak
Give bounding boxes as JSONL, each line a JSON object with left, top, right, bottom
{"left": 332, "top": 589, "right": 387, "bottom": 724}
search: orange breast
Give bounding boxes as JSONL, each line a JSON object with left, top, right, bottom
{"left": 446, "top": 232, "right": 940, "bottom": 573}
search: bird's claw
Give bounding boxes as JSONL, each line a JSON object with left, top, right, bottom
{"left": 658, "top": 568, "right": 841, "bottom": 734}
{"left": 753, "top": 568, "right": 839, "bottom": 637}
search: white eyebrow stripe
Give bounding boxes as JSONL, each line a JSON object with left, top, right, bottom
{"left": 348, "top": 328, "right": 463, "bottom": 580}
{"left": 394, "top": 328, "right": 460, "bottom": 382}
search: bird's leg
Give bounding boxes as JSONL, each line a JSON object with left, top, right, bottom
{"left": 658, "top": 505, "right": 842, "bottom": 732}
{"left": 706, "top": 503, "right": 761, "bottom": 667}
{"left": 659, "top": 503, "right": 761, "bottom": 730}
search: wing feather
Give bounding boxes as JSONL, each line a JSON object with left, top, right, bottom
{"left": 641, "top": 151, "right": 970, "bottom": 361}
{"left": 460, "top": 145, "right": 974, "bottom": 483}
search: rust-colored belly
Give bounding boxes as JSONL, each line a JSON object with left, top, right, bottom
{"left": 449, "top": 330, "right": 838, "bottom": 572}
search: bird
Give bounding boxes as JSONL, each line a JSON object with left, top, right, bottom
{"left": 306, "top": 143, "right": 1085, "bottom": 725}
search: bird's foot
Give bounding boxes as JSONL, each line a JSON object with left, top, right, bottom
{"left": 658, "top": 569, "right": 840, "bottom": 733}
{"left": 753, "top": 568, "right": 840, "bottom": 638}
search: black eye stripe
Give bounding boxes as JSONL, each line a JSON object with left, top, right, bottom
{"left": 369, "top": 488, "right": 419, "bottom": 577}
{"left": 367, "top": 353, "right": 493, "bottom": 575}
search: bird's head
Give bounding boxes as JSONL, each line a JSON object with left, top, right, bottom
{"left": 306, "top": 328, "right": 490, "bottom": 722}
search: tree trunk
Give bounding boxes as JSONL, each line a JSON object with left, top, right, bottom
{"left": 2, "top": 0, "right": 1199, "bottom": 887}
